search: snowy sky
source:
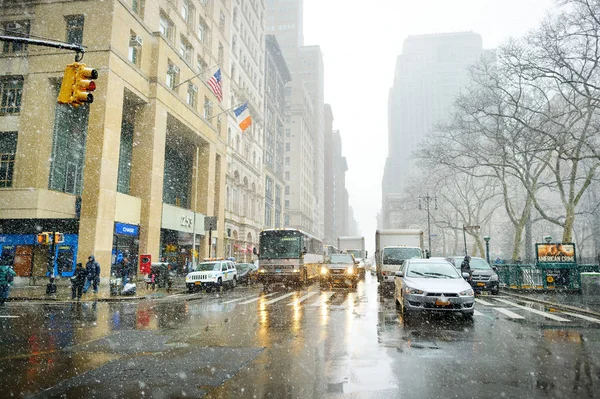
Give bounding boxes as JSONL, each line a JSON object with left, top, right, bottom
{"left": 303, "top": 0, "right": 558, "bottom": 252}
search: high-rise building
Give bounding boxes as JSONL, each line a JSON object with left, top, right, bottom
{"left": 263, "top": 35, "right": 291, "bottom": 231}
{"left": 0, "top": 0, "right": 231, "bottom": 281}
{"left": 381, "top": 32, "right": 484, "bottom": 228}
{"left": 224, "top": 0, "right": 266, "bottom": 262}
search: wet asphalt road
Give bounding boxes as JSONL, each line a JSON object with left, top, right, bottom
{"left": 1, "top": 275, "right": 600, "bottom": 398}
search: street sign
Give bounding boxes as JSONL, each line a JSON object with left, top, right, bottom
{"left": 464, "top": 225, "right": 480, "bottom": 230}
{"left": 204, "top": 216, "right": 217, "bottom": 230}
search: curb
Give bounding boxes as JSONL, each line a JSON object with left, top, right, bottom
{"left": 7, "top": 290, "right": 188, "bottom": 303}
{"left": 502, "top": 290, "right": 600, "bottom": 318}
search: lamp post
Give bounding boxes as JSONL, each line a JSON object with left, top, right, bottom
{"left": 544, "top": 235, "right": 552, "bottom": 244}
{"left": 419, "top": 194, "right": 437, "bottom": 256}
{"left": 484, "top": 236, "right": 491, "bottom": 264}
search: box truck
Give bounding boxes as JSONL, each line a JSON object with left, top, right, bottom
{"left": 375, "top": 230, "right": 424, "bottom": 291}
{"left": 337, "top": 236, "right": 367, "bottom": 277}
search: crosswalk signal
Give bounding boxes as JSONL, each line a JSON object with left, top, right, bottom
{"left": 72, "top": 64, "right": 98, "bottom": 106}
{"left": 36, "top": 232, "right": 51, "bottom": 245}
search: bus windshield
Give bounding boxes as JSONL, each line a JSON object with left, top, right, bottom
{"left": 382, "top": 247, "right": 422, "bottom": 265}
{"left": 260, "top": 232, "right": 302, "bottom": 259}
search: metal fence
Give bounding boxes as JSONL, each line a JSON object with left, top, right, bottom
{"left": 495, "top": 264, "right": 600, "bottom": 291}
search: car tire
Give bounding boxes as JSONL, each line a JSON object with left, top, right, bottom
{"left": 464, "top": 311, "right": 474, "bottom": 320}
{"left": 217, "top": 278, "right": 223, "bottom": 292}
{"left": 492, "top": 289, "right": 499, "bottom": 295}
{"left": 232, "top": 277, "right": 237, "bottom": 289}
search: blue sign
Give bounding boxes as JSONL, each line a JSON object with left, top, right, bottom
{"left": 115, "top": 223, "right": 139, "bottom": 237}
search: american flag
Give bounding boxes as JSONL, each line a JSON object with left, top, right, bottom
{"left": 207, "top": 69, "right": 223, "bottom": 102}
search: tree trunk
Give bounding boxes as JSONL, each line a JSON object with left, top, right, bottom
{"left": 512, "top": 219, "right": 526, "bottom": 262}
{"left": 525, "top": 214, "right": 533, "bottom": 263}
{"left": 563, "top": 206, "right": 575, "bottom": 243}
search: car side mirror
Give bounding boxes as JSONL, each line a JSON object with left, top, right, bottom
{"left": 395, "top": 270, "right": 404, "bottom": 277}
{"left": 492, "top": 266, "right": 498, "bottom": 272}
{"left": 462, "top": 272, "right": 470, "bottom": 279}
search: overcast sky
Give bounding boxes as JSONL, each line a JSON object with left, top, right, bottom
{"left": 303, "top": 0, "right": 558, "bottom": 252}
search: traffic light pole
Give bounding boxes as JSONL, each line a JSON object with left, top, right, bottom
{"left": 48, "top": 231, "right": 57, "bottom": 279}
{"left": 0, "top": 35, "right": 85, "bottom": 61}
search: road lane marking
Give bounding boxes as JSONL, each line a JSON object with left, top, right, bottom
{"left": 223, "top": 293, "right": 275, "bottom": 304}
{"left": 239, "top": 293, "right": 279, "bottom": 305}
{"left": 287, "top": 291, "right": 317, "bottom": 306}
{"left": 262, "top": 292, "right": 295, "bottom": 305}
{"left": 473, "top": 310, "right": 484, "bottom": 316}
{"left": 494, "top": 298, "right": 570, "bottom": 322}
{"left": 0, "top": 315, "right": 19, "bottom": 318}
{"left": 475, "top": 298, "right": 494, "bottom": 306}
{"left": 560, "top": 311, "right": 600, "bottom": 323}
{"left": 493, "top": 307, "right": 525, "bottom": 319}
{"left": 308, "top": 292, "right": 335, "bottom": 307}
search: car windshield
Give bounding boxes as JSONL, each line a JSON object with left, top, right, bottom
{"left": 346, "top": 250, "right": 362, "bottom": 259}
{"left": 236, "top": 264, "right": 249, "bottom": 271}
{"left": 197, "top": 263, "right": 220, "bottom": 272}
{"left": 326, "top": 254, "right": 354, "bottom": 264}
{"left": 406, "top": 261, "right": 461, "bottom": 279}
{"left": 469, "top": 258, "right": 492, "bottom": 270}
{"left": 383, "top": 247, "right": 422, "bottom": 264}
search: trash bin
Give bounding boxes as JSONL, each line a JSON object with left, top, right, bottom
{"left": 580, "top": 272, "right": 600, "bottom": 304}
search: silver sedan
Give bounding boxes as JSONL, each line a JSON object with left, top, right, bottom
{"left": 395, "top": 259, "right": 475, "bottom": 319}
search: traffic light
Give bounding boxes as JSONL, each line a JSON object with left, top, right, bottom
{"left": 72, "top": 64, "right": 98, "bottom": 106}
{"left": 36, "top": 232, "right": 51, "bottom": 245}
{"left": 54, "top": 233, "right": 65, "bottom": 244}
{"left": 57, "top": 62, "right": 98, "bottom": 106}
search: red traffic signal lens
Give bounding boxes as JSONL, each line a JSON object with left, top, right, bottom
{"left": 89, "top": 81, "right": 96, "bottom": 91}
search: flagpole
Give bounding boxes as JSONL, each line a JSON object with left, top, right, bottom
{"left": 173, "top": 61, "right": 224, "bottom": 89}
{"left": 209, "top": 101, "right": 248, "bottom": 121}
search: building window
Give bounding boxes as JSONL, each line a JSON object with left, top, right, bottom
{"left": 0, "top": 132, "right": 17, "bottom": 188}
{"left": 117, "top": 119, "right": 134, "bottom": 194}
{"left": 203, "top": 97, "right": 213, "bottom": 119}
{"left": 128, "top": 31, "right": 142, "bottom": 65}
{"left": 196, "top": 56, "right": 206, "bottom": 75}
{"left": 49, "top": 99, "right": 90, "bottom": 195}
{"left": 2, "top": 21, "right": 30, "bottom": 53}
{"left": 285, "top": 171, "right": 289, "bottom": 181}
{"left": 285, "top": 128, "right": 290, "bottom": 137}
{"left": 198, "top": 20, "right": 207, "bottom": 41}
{"left": 65, "top": 15, "right": 84, "bottom": 45}
{"left": 0, "top": 76, "right": 23, "bottom": 114}
{"left": 285, "top": 185, "right": 290, "bottom": 195}
{"left": 284, "top": 214, "right": 290, "bottom": 227}
{"left": 166, "top": 60, "right": 179, "bottom": 89}
{"left": 285, "top": 157, "right": 290, "bottom": 167}
{"left": 131, "top": 0, "right": 144, "bottom": 16}
{"left": 187, "top": 84, "right": 197, "bottom": 107}
{"left": 180, "top": 36, "right": 193, "bottom": 63}
{"left": 163, "top": 145, "right": 192, "bottom": 208}
{"left": 219, "top": 11, "right": 226, "bottom": 32}
{"left": 181, "top": 0, "right": 190, "bottom": 23}
{"left": 159, "top": 12, "right": 174, "bottom": 42}
{"left": 218, "top": 42, "right": 224, "bottom": 65}
{"left": 285, "top": 143, "right": 290, "bottom": 152}
{"left": 285, "top": 200, "right": 289, "bottom": 209}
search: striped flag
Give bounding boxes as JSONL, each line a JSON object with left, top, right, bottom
{"left": 207, "top": 69, "right": 223, "bottom": 102}
{"left": 234, "top": 102, "right": 252, "bottom": 132}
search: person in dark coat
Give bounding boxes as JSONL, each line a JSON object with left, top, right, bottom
{"left": 83, "top": 255, "right": 101, "bottom": 294}
{"left": 118, "top": 257, "right": 133, "bottom": 287}
{"left": 71, "top": 263, "right": 86, "bottom": 300}
{"left": 0, "top": 264, "right": 16, "bottom": 306}
{"left": 461, "top": 255, "right": 472, "bottom": 281}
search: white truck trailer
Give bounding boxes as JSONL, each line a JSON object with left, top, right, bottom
{"left": 375, "top": 230, "right": 424, "bottom": 290}
{"left": 337, "top": 236, "right": 367, "bottom": 277}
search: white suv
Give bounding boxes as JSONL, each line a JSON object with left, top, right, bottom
{"left": 186, "top": 260, "right": 238, "bottom": 292}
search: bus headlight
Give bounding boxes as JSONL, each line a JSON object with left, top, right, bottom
{"left": 321, "top": 266, "right": 329, "bottom": 275}
{"left": 347, "top": 267, "right": 354, "bottom": 275}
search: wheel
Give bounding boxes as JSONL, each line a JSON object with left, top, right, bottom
{"left": 232, "top": 277, "right": 237, "bottom": 289}
{"left": 217, "top": 278, "right": 223, "bottom": 292}
{"left": 464, "top": 311, "right": 474, "bottom": 320}
{"left": 492, "top": 289, "right": 499, "bottom": 295}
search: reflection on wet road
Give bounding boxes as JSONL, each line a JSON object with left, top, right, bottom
{"left": 1, "top": 275, "right": 600, "bottom": 398}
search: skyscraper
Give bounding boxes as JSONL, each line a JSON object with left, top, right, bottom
{"left": 381, "top": 32, "right": 484, "bottom": 228}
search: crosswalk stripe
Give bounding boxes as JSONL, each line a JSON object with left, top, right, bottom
{"left": 308, "top": 292, "right": 335, "bottom": 307}
{"left": 239, "top": 293, "right": 279, "bottom": 305}
{"left": 475, "top": 298, "right": 494, "bottom": 306}
{"left": 493, "top": 307, "right": 525, "bottom": 319}
{"left": 0, "top": 315, "right": 19, "bottom": 318}
{"left": 263, "top": 292, "right": 295, "bottom": 305}
{"left": 287, "top": 292, "right": 317, "bottom": 306}
{"left": 560, "top": 311, "right": 600, "bottom": 323}
{"left": 474, "top": 310, "right": 484, "bottom": 316}
{"left": 223, "top": 293, "right": 275, "bottom": 304}
{"left": 494, "top": 298, "right": 570, "bottom": 322}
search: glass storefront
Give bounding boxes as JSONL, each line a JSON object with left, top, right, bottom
{"left": 111, "top": 223, "right": 140, "bottom": 276}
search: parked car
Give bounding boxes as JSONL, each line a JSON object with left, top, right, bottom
{"left": 395, "top": 259, "right": 475, "bottom": 319}
{"left": 446, "top": 256, "right": 500, "bottom": 295}
{"left": 185, "top": 259, "right": 238, "bottom": 293}
{"left": 236, "top": 263, "right": 258, "bottom": 285}
{"left": 319, "top": 253, "right": 359, "bottom": 289}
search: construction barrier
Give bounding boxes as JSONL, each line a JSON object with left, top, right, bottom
{"left": 495, "top": 264, "right": 600, "bottom": 291}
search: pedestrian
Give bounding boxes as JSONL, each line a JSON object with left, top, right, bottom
{"left": 0, "top": 263, "right": 16, "bottom": 306}
{"left": 83, "top": 255, "right": 101, "bottom": 294}
{"left": 71, "top": 263, "right": 86, "bottom": 300}
{"left": 461, "top": 255, "right": 472, "bottom": 281}
{"left": 118, "top": 257, "right": 131, "bottom": 287}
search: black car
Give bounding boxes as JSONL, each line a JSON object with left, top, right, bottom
{"left": 236, "top": 263, "right": 258, "bottom": 285}
{"left": 447, "top": 256, "right": 500, "bottom": 295}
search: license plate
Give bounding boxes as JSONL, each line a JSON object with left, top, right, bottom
{"left": 477, "top": 282, "right": 485, "bottom": 287}
{"left": 276, "top": 269, "right": 281, "bottom": 273}
{"left": 194, "top": 282, "right": 202, "bottom": 285}
{"left": 435, "top": 299, "right": 450, "bottom": 306}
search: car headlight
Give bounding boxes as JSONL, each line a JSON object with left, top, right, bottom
{"left": 259, "top": 269, "right": 266, "bottom": 273}
{"left": 347, "top": 267, "right": 354, "bottom": 275}
{"left": 490, "top": 274, "right": 499, "bottom": 281}
{"left": 404, "top": 287, "right": 424, "bottom": 295}
{"left": 292, "top": 269, "right": 300, "bottom": 273}
{"left": 321, "top": 266, "right": 329, "bottom": 275}
{"left": 460, "top": 289, "right": 474, "bottom": 296}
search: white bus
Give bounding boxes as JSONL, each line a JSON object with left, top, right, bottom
{"left": 258, "top": 229, "right": 323, "bottom": 288}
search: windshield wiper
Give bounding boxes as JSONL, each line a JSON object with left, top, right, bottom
{"left": 409, "top": 271, "right": 426, "bottom": 277}
{"left": 424, "top": 272, "right": 456, "bottom": 278}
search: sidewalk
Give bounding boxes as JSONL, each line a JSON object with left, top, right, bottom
{"left": 502, "top": 289, "right": 600, "bottom": 317}
{"left": 7, "top": 276, "right": 188, "bottom": 302}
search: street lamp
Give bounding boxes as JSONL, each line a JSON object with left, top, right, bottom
{"left": 484, "top": 236, "right": 491, "bottom": 264}
{"left": 544, "top": 235, "right": 552, "bottom": 244}
{"left": 418, "top": 194, "right": 437, "bottom": 256}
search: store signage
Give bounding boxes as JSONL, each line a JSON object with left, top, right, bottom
{"left": 536, "top": 243, "right": 576, "bottom": 263}
{"left": 162, "top": 204, "right": 205, "bottom": 235}
{"left": 115, "top": 223, "right": 139, "bottom": 237}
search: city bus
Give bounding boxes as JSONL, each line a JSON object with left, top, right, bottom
{"left": 258, "top": 229, "right": 323, "bottom": 288}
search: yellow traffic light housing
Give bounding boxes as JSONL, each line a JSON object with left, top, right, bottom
{"left": 57, "top": 62, "right": 98, "bottom": 106}
{"left": 36, "top": 232, "right": 51, "bottom": 245}
{"left": 54, "top": 233, "right": 65, "bottom": 244}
